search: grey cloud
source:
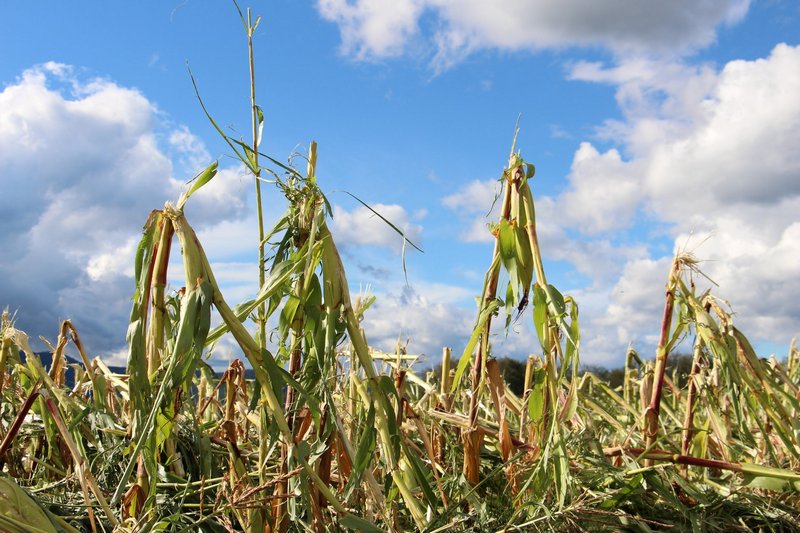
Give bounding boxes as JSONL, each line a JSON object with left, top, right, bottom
{"left": 0, "top": 63, "right": 249, "bottom": 356}
{"left": 317, "top": 0, "right": 751, "bottom": 71}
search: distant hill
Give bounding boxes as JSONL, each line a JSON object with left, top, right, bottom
{"left": 15, "top": 351, "right": 250, "bottom": 386}
{"left": 16, "top": 351, "right": 127, "bottom": 388}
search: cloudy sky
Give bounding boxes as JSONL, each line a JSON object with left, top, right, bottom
{"left": 1, "top": 1, "right": 798, "bottom": 368}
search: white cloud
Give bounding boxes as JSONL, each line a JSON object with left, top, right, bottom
{"left": 670, "top": 216, "right": 800, "bottom": 343}
{"left": 442, "top": 178, "right": 646, "bottom": 286}
{"left": 317, "top": 0, "right": 751, "bottom": 71}
{"left": 192, "top": 215, "right": 261, "bottom": 261}
{"left": 169, "top": 125, "right": 212, "bottom": 174}
{"left": 184, "top": 166, "right": 250, "bottom": 225}
{"left": 317, "top": 0, "right": 425, "bottom": 60}
{"left": 6, "top": 38, "right": 798, "bottom": 376}
{"left": 556, "top": 143, "right": 642, "bottom": 234}
{"left": 441, "top": 178, "right": 499, "bottom": 211}
{"left": 330, "top": 202, "right": 423, "bottom": 252}
{"left": 361, "top": 283, "right": 475, "bottom": 359}
{"left": 559, "top": 44, "right": 800, "bottom": 362}
{"left": 435, "top": 44, "right": 800, "bottom": 365}
{"left": 441, "top": 178, "right": 501, "bottom": 242}
{"left": 646, "top": 45, "right": 800, "bottom": 219}
{"left": 0, "top": 64, "right": 249, "bottom": 355}
{"left": 360, "top": 279, "right": 554, "bottom": 365}
{"left": 459, "top": 216, "right": 495, "bottom": 244}
{"left": 569, "top": 58, "right": 719, "bottom": 114}
{"left": 569, "top": 45, "right": 800, "bottom": 220}
{"left": 86, "top": 238, "right": 138, "bottom": 281}
{"left": 599, "top": 257, "right": 673, "bottom": 350}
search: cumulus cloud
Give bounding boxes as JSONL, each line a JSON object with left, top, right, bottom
{"left": 569, "top": 45, "right": 800, "bottom": 219}
{"left": 441, "top": 179, "right": 499, "bottom": 211}
{"left": 646, "top": 45, "right": 800, "bottom": 218}
{"left": 599, "top": 257, "right": 673, "bottom": 349}
{"left": 317, "top": 0, "right": 425, "bottom": 60}
{"left": 556, "top": 143, "right": 642, "bottom": 234}
{"left": 330, "top": 202, "right": 423, "bottom": 253}
{"left": 361, "top": 282, "right": 475, "bottom": 359}
{"left": 0, "top": 63, "right": 249, "bottom": 355}
{"left": 317, "top": 0, "right": 751, "bottom": 71}
{"left": 437, "top": 44, "right": 800, "bottom": 365}
{"left": 442, "top": 178, "right": 646, "bottom": 287}
{"left": 566, "top": 44, "right": 800, "bottom": 361}
{"left": 441, "top": 178, "right": 501, "bottom": 242}
{"left": 361, "top": 278, "right": 555, "bottom": 366}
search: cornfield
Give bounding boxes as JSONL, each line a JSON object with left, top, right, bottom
{"left": 1, "top": 6, "right": 799, "bottom": 532}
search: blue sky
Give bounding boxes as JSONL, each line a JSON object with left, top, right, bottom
{"left": 1, "top": 1, "right": 798, "bottom": 368}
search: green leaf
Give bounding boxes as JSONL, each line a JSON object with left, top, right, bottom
{"left": 451, "top": 299, "right": 500, "bottom": 393}
{"left": 565, "top": 297, "right": 580, "bottom": 361}
{"left": 127, "top": 213, "right": 160, "bottom": 405}
{"left": 497, "top": 219, "right": 517, "bottom": 284}
{"left": 303, "top": 274, "right": 323, "bottom": 336}
{"left": 599, "top": 474, "right": 643, "bottom": 510}
{"left": 525, "top": 162, "right": 535, "bottom": 180}
{"left": 131, "top": 212, "right": 159, "bottom": 303}
{"left": 374, "top": 377, "right": 402, "bottom": 461}
{"left": 169, "top": 279, "right": 213, "bottom": 387}
{"left": 504, "top": 281, "right": 515, "bottom": 331}
{"left": 205, "top": 253, "right": 306, "bottom": 345}
{"left": 402, "top": 441, "right": 438, "bottom": 510}
{"left": 0, "top": 478, "right": 57, "bottom": 533}
{"left": 261, "top": 348, "right": 321, "bottom": 426}
{"left": 278, "top": 294, "right": 301, "bottom": 341}
{"left": 344, "top": 404, "right": 377, "bottom": 500}
{"left": 553, "top": 441, "right": 569, "bottom": 508}
{"left": 261, "top": 211, "right": 290, "bottom": 246}
{"left": 255, "top": 104, "right": 264, "bottom": 146}
{"left": 67, "top": 406, "right": 91, "bottom": 431}
{"left": 532, "top": 285, "right": 548, "bottom": 352}
{"left": 375, "top": 375, "right": 400, "bottom": 403}
{"left": 155, "top": 411, "right": 173, "bottom": 449}
{"left": 527, "top": 367, "right": 546, "bottom": 423}
{"left": 739, "top": 461, "right": 800, "bottom": 483}
{"left": 179, "top": 161, "right": 218, "bottom": 208}
{"left": 340, "top": 513, "right": 383, "bottom": 533}
{"left": 742, "top": 474, "right": 800, "bottom": 492}
{"left": 544, "top": 284, "right": 566, "bottom": 317}
{"left": 514, "top": 225, "right": 533, "bottom": 290}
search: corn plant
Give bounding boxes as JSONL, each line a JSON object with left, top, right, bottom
{"left": 1, "top": 5, "right": 799, "bottom": 532}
